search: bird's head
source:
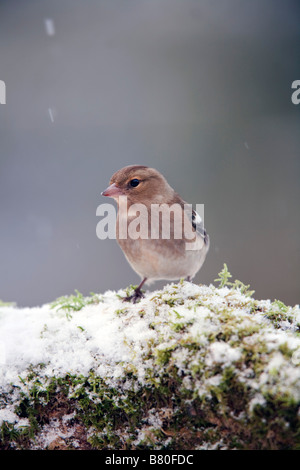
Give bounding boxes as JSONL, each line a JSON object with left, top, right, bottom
{"left": 101, "top": 165, "right": 174, "bottom": 205}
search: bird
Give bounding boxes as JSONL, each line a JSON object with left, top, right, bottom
{"left": 101, "top": 165, "right": 209, "bottom": 302}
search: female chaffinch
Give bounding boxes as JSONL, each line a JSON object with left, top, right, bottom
{"left": 102, "top": 165, "right": 209, "bottom": 302}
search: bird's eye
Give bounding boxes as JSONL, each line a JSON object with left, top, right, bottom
{"left": 129, "top": 178, "right": 140, "bottom": 187}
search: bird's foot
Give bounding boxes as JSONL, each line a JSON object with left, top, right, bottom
{"left": 185, "top": 276, "right": 193, "bottom": 283}
{"left": 122, "top": 287, "right": 145, "bottom": 304}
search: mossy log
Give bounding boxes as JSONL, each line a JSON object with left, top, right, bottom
{"left": 0, "top": 268, "right": 299, "bottom": 449}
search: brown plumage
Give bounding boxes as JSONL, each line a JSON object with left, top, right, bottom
{"left": 102, "top": 165, "right": 209, "bottom": 302}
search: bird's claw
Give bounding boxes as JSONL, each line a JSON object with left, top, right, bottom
{"left": 122, "top": 288, "right": 145, "bottom": 304}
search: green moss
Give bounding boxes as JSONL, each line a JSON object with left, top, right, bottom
{"left": 1, "top": 362, "right": 299, "bottom": 449}
{"left": 50, "top": 290, "right": 102, "bottom": 319}
{"left": 0, "top": 300, "right": 16, "bottom": 307}
{"left": 265, "top": 300, "right": 300, "bottom": 331}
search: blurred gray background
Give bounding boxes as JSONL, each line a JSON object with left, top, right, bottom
{"left": 0, "top": 0, "right": 299, "bottom": 307}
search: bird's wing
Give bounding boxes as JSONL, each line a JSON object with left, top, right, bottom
{"left": 191, "top": 208, "right": 209, "bottom": 245}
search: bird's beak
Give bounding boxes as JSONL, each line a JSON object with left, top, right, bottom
{"left": 101, "top": 183, "right": 124, "bottom": 198}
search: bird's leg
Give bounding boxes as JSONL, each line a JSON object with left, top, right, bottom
{"left": 123, "top": 278, "right": 147, "bottom": 303}
{"left": 185, "top": 275, "right": 193, "bottom": 282}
